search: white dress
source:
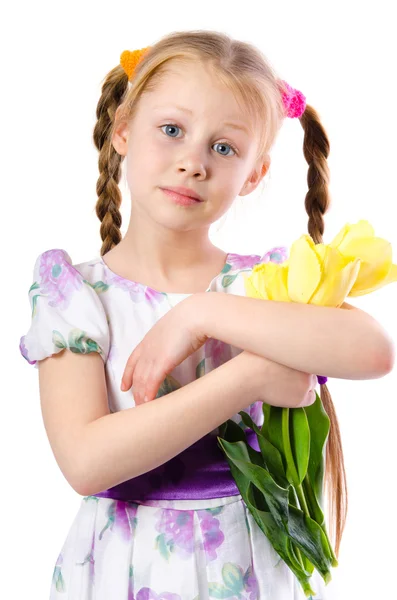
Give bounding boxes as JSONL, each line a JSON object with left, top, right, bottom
{"left": 19, "top": 247, "right": 336, "bottom": 600}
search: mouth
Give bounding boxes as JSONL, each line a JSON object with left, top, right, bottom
{"left": 160, "top": 188, "right": 203, "bottom": 206}
{"left": 160, "top": 187, "right": 204, "bottom": 202}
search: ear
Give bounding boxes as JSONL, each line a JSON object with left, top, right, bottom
{"left": 239, "top": 156, "right": 271, "bottom": 197}
{"left": 111, "top": 106, "right": 130, "bottom": 156}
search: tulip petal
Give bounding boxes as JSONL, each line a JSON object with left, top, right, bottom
{"left": 265, "top": 265, "right": 290, "bottom": 301}
{"left": 330, "top": 220, "right": 375, "bottom": 251}
{"left": 288, "top": 236, "right": 323, "bottom": 303}
{"left": 308, "top": 245, "right": 347, "bottom": 306}
{"left": 341, "top": 238, "right": 394, "bottom": 295}
{"left": 348, "top": 262, "right": 397, "bottom": 296}
{"left": 312, "top": 251, "right": 362, "bottom": 307}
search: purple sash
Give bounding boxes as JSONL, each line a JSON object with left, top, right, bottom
{"left": 94, "top": 429, "right": 260, "bottom": 502}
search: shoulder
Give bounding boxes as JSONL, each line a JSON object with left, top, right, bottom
{"left": 30, "top": 248, "right": 102, "bottom": 292}
{"left": 26, "top": 247, "right": 110, "bottom": 316}
{"left": 21, "top": 248, "right": 110, "bottom": 367}
{"left": 31, "top": 248, "right": 80, "bottom": 282}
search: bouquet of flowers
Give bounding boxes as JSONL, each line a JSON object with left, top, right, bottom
{"left": 217, "top": 220, "right": 397, "bottom": 597}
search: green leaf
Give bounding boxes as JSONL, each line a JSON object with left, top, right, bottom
{"left": 67, "top": 328, "right": 103, "bottom": 355}
{"left": 31, "top": 293, "right": 41, "bottom": 318}
{"left": 239, "top": 410, "right": 262, "bottom": 435}
{"left": 218, "top": 439, "right": 290, "bottom": 532}
{"left": 52, "top": 330, "right": 67, "bottom": 350}
{"left": 53, "top": 567, "right": 66, "bottom": 593}
{"left": 207, "top": 583, "right": 235, "bottom": 598}
{"left": 229, "top": 462, "right": 317, "bottom": 598}
{"left": 219, "top": 418, "right": 253, "bottom": 446}
{"left": 155, "top": 533, "right": 170, "bottom": 561}
{"left": 218, "top": 434, "right": 334, "bottom": 583}
{"left": 290, "top": 407, "right": 311, "bottom": 484}
{"left": 304, "top": 391, "right": 330, "bottom": 509}
{"left": 221, "top": 563, "right": 244, "bottom": 594}
{"left": 84, "top": 279, "right": 110, "bottom": 293}
{"left": 221, "top": 272, "right": 240, "bottom": 288}
{"left": 240, "top": 411, "right": 288, "bottom": 488}
{"left": 303, "top": 392, "right": 338, "bottom": 566}
{"left": 287, "top": 503, "right": 333, "bottom": 583}
{"left": 261, "top": 404, "right": 287, "bottom": 468}
{"left": 280, "top": 407, "right": 309, "bottom": 488}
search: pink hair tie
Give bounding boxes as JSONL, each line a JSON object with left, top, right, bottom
{"left": 279, "top": 80, "right": 306, "bottom": 119}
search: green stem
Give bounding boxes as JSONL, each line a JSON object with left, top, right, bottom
{"left": 295, "top": 483, "right": 310, "bottom": 516}
{"left": 281, "top": 408, "right": 310, "bottom": 517}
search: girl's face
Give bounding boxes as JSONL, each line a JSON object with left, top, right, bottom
{"left": 113, "top": 61, "right": 267, "bottom": 233}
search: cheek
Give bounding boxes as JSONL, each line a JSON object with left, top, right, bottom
{"left": 126, "top": 144, "right": 165, "bottom": 184}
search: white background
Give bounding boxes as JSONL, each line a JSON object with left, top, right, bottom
{"left": 2, "top": 1, "right": 396, "bottom": 598}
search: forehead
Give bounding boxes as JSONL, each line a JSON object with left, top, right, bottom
{"left": 142, "top": 60, "right": 253, "bottom": 129}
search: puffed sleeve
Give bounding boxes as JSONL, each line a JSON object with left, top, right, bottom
{"left": 19, "top": 249, "right": 110, "bottom": 369}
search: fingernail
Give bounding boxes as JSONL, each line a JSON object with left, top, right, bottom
{"left": 144, "top": 395, "right": 149, "bottom": 403}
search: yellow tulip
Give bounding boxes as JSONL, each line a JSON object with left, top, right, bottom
{"left": 329, "top": 220, "right": 397, "bottom": 296}
{"left": 236, "top": 218, "right": 397, "bottom": 595}
{"left": 244, "top": 220, "right": 397, "bottom": 307}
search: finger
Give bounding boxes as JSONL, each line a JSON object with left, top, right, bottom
{"left": 144, "top": 365, "right": 167, "bottom": 404}
{"left": 121, "top": 348, "right": 140, "bottom": 391}
{"left": 138, "top": 361, "right": 163, "bottom": 405}
{"left": 133, "top": 360, "right": 153, "bottom": 405}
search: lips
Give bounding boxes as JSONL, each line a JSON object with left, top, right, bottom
{"left": 161, "top": 186, "right": 204, "bottom": 202}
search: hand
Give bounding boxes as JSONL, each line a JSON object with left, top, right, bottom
{"left": 120, "top": 294, "right": 208, "bottom": 405}
{"left": 236, "top": 350, "right": 317, "bottom": 409}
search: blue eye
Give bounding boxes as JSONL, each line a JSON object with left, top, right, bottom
{"left": 160, "top": 123, "right": 238, "bottom": 157}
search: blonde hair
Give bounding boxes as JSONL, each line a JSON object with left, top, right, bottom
{"left": 92, "top": 29, "right": 347, "bottom": 559}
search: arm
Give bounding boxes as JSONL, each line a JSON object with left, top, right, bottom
{"left": 195, "top": 293, "right": 395, "bottom": 380}
{"left": 79, "top": 350, "right": 261, "bottom": 497}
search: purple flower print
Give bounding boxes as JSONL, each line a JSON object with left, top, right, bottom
{"left": 98, "top": 500, "right": 138, "bottom": 543}
{"left": 38, "top": 249, "right": 83, "bottom": 310}
{"left": 197, "top": 508, "right": 225, "bottom": 561}
{"left": 227, "top": 253, "right": 263, "bottom": 270}
{"left": 258, "top": 246, "right": 289, "bottom": 265}
{"left": 154, "top": 508, "right": 194, "bottom": 560}
{"left": 136, "top": 588, "right": 182, "bottom": 600}
{"left": 19, "top": 338, "right": 35, "bottom": 364}
{"left": 244, "top": 564, "right": 259, "bottom": 600}
{"left": 204, "top": 337, "right": 233, "bottom": 369}
{"left": 227, "top": 247, "right": 288, "bottom": 272}
{"left": 77, "top": 499, "right": 138, "bottom": 590}
{"left": 100, "top": 263, "right": 168, "bottom": 308}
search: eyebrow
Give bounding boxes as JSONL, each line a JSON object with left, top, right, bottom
{"left": 152, "top": 105, "right": 250, "bottom": 134}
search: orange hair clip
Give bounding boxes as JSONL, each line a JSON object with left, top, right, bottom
{"left": 120, "top": 48, "right": 151, "bottom": 80}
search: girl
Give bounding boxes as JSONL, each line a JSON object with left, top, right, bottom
{"left": 20, "top": 29, "right": 388, "bottom": 600}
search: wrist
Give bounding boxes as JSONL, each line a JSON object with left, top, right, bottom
{"left": 185, "top": 292, "right": 215, "bottom": 339}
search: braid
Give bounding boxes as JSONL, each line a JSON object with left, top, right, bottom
{"left": 93, "top": 67, "right": 129, "bottom": 256}
{"left": 299, "top": 104, "right": 348, "bottom": 559}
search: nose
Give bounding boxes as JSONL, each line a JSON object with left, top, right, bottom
{"left": 176, "top": 152, "right": 207, "bottom": 178}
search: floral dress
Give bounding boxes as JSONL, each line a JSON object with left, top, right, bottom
{"left": 19, "top": 247, "right": 336, "bottom": 600}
